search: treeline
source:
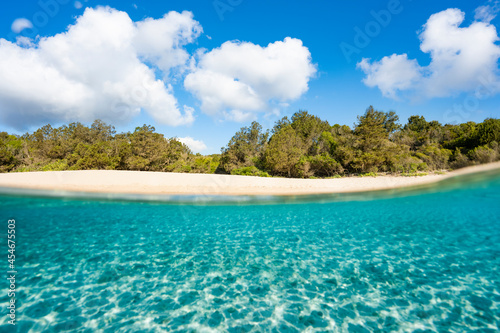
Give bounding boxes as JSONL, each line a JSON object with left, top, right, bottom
{"left": 219, "top": 106, "right": 500, "bottom": 177}
{"left": 0, "top": 120, "right": 220, "bottom": 174}
{"left": 1, "top": 107, "right": 499, "bottom": 177}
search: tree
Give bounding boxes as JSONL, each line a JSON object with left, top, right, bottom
{"left": 1, "top": 111, "right": 498, "bottom": 176}
{"left": 354, "top": 106, "right": 399, "bottom": 152}
{"left": 264, "top": 125, "right": 304, "bottom": 177}
{"left": 351, "top": 106, "right": 402, "bottom": 172}
{"left": 220, "top": 121, "right": 268, "bottom": 173}
{"left": 90, "top": 119, "right": 116, "bottom": 143}
{"left": 126, "top": 125, "right": 191, "bottom": 171}
{"left": 405, "top": 115, "right": 429, "bottom": 133}
{"left": 271, "top": 116, "right": 291, "bottom": 135}
{"left": 300, "top": 154, "right": 343, "bottom": 177}
{"left": 291, "top": 110, "right": 330, "bottom": 141}
{"left": 416, "top": 144, "right": 452, "bottom": 170}
{"left": 0, "top": 132, "right": 21, "bottom": 172}
{"left": 475, "top": 118, "right": 500, "bottom": 146}
{"left": 69, "top": 142, "right": 119, "bottom": 170}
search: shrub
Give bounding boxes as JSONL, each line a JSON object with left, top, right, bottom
{"left": 359, "top": 172, "right": 377, "bottom": 177}
{"left": 416, "top": 144, "right": 451, "bottom": 170}
{"left": 307, "top": 154, "right": 344, "bottom": 177}
{"left": 468, "top": 145, "right": 498, "bottom": 164}
{"left": 230, "top": 166, "right": 270, "bottom": 177}
{"left": 41, "top": 159, "right": 69, "bottom": 171}
{"left": 450, "top": 149, "right": 472, "bottom": 170}
{"left": 391, "top": 154, "right": 427, "bottom": 174}
{"left": 401, "top": 172, "right": 428, "bottom": 177}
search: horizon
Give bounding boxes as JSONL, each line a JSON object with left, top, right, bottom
{"left": 1, "top": 0, "right": 500, "bottom": 154}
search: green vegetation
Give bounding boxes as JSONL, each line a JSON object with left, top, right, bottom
{"left": 359, "top": 172, "right": 378, "bottom": 177}
{"left": 1, "top": 121, "right": 194, "bottom": 173}
{"left": 401, "top": 172, "right": 429, "bottom": 177}
{"left": 1, "top": 107, "right": 499, "bottom": 178}
{"left": 230, "top": 166, "right": 270, "bottom": 177}
{"left": 220, "top": 106, "right": 500, "bottom": 177}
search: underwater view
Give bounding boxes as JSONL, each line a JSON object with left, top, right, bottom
{"left": 1, "top": 170, "right": 500, "bottom": 333}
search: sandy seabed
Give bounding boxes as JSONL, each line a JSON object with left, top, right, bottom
{"left": 0, "top": 162, "right": 499, "bottom": 196}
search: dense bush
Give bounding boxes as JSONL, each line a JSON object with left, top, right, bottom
{"left": 230, "top": 166, "right": 270, "bottom": 177}
{"left": 221, "top": 107, "right": 499, "bottom": 177}
{"left": 2, "top": 108, "right": 499, "bottom": 178}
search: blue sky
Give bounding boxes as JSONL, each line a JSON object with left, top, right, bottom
{"left": 0, "top": 0, "right": 499, "bottom": 153}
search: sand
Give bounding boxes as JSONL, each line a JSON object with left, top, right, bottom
{"left": 0, "top": 162, "right": 499, "bottom": 196}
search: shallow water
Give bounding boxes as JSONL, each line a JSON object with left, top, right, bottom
{"left": 0, "top": 170, "right": 499, "bottom": 332}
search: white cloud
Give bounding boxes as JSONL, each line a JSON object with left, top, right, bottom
{"left": 223, "top": 109, "right": 257, "bottom": 123}
{"left": 184, "top": 37, "right": 316, "bottom": 121}
{"left": 0, "top": 7, "right": 201, "bottom": 129}
{"left": 177, "top": 136, "right": 207, "bottom": 153}
{"left": 357, "top": 54, "right": 422, "bottom": 99}
{"left": 2, "top": 7, "right": 316, "bottom": 129}
{"left": 74, "top": 1, "right": 83, "bottom": 9}
{"left": 358, "top": 8, "right": 500, "bottom": 100}
{"left": 475, "top": 1, "right": 500, "bottom": 22}
{"left": 11, "top": 18, "right": 33, "bottom": 34}
{"left": 135, "top": 11, "right": 202, "bottom": 76}
{"left": 15, "top": 36, "right": 34, "bottom": 47}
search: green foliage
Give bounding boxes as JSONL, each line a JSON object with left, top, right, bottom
{"left": 7, "top": 120, "right": 193, "bottom": 173}
{"left": 415, "top": 144, "right": 452, "bottom": 170}
{"left": 189, "top": 155, "right": 221, "bottom": 174}
{"left": 0, "top": 132, "right": 21, "bottom": 172}
{"left": 359, "top": 172, "right": 377, "bottom": 177}
{"left": 264, "top": 125, "right": 304, "bottom": 177}
{"left": 468, "top": 145, "right": 498, "bottom": 164}
{"left": 354, "top": 106, "right": 400, "bottom": 148}
{"left": 405, "top": 115, "right": 429, "bottom": 133}
{"left": 475, "top": 118, "right": 500, "bottom": 146}
{"left": 69, "top": 142, "right": 119, "bottom": 170}
{"left": 325, "top": 174, "right": 342, "bottom": 179}
{"left": 2, "top": 109, "right": 499, "bottom": 178}
{"left": 450, "top": 148, "right": 472, "bottom": 170}
{"left": 220, "top": 121, "right": 268, "bottom": 173}
{"left": 231, "top": 166, "right": 270, "bottom": 177}
{"left": 443, "top": 121, "right": 478, "bottom": 151}
{"left": 401, "top": 172, "right": 429, "bottom": 177}
{"left": 301, "top": 154, "right": 344, "bottom": 178}
{"left": 291, "top": 110, "right": 330, "bottom": 142}
{"left": 390, "top": 154, "right": 427, "bottom": 173}
{"left": 42, "top": 159, "right": 69, "bottom": 171}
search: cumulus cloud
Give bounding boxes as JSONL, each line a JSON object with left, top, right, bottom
{"left": 184, "top": 37, "right": 316, "bottom": 121}
{"left": 11, "top": 18, "right": 33, "bottom": 34}
{"left": 1, "top": 7, "right": 315, "bottom": 129}
{"left": 358, "top": 8, "right": 500, "bottom": 100}
{"left": 0, "top": 7, "right": 201, "bottom": 129}
{"left": 135, "top": 11, "right": 202, "bottom": 76}
{"left": 357, "top": 54, "right": 422, "bottom": 99}
{"left": 177, "top": 136, "right": 207, "bottom": 153}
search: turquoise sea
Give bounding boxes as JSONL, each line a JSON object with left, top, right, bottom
{"left": 1, "top": 170, "right": 500, "bottom": 333}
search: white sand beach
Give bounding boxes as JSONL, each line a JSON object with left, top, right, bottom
{"left": 0, "top": 162, "right": 499, "bottom": 196}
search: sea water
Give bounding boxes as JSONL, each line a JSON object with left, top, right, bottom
{"left": 0, "top": 170, "right": 499, "bottom": 333}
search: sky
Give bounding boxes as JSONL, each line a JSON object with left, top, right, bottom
{"left": 1, "top": 0, "right": 499, "bottom": 154}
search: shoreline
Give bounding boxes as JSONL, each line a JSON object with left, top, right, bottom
{"left": 0, "top": 162, "right": 499, "bottom": 196}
